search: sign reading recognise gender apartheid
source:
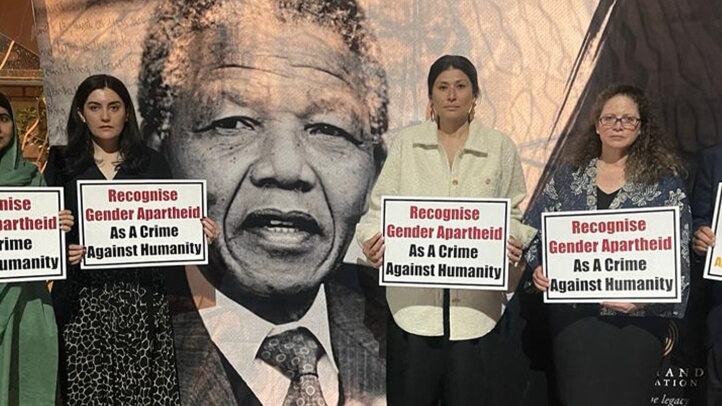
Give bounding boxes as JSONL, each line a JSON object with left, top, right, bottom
{"left": 704, "top": 182, "right": 722, "bottom": 281}
{"left": 78, "top": 180, "right": 207, "bottom": 269}
{"left": 381, "top": 196, "right": 510, "bottom": 290}
{"left": 542, "top": 207, "right": 681, "bottom": 303}
{"left": 0, "top": 188, "right": 66, "bottom": 283}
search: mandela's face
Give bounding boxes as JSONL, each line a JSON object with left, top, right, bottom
{"left": 166, "top": 11, "right": 376, "bottom": 297}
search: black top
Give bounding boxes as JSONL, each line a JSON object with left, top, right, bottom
{"left": 596, "top": 187, "right": 620, "bottom": 210}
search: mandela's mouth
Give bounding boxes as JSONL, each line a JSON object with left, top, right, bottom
{"left": 235, "top": 208, "right": 323, "bottom": 246}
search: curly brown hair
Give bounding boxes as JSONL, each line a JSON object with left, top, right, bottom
{"left": 568, "top": 84, "right": 685, "bottom": 184}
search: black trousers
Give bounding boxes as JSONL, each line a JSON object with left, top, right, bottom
{"left": 385, "top": 314, "right": 497, "bottom": 406}
{"left": 708, "top": 303, "right": 722, "bottom": 406}
{"left": 552, "top": 314, "right": 666, "bottom": 406}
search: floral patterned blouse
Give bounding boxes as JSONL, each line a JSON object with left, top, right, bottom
{"left": 523, "top": 158, "right": 691, "bottom": 319}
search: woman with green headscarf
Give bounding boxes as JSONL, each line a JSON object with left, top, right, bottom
{"left": 0, "top": 91, "right": 73, "bottom": 406}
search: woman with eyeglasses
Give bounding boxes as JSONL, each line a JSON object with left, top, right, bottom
{"left": 523, "top": 84, "right": 690, "bottom": 406}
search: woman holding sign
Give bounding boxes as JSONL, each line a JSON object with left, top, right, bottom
{"left": 43, "top": 75, "right": 220, "bottom": 406}
{"left": 524, "top": 84, "right": 691, "bottom": 406}
{"left": 0, "top": 92, "right": 73, "bottom": 405}
{"left": 355, "top": 55, "right": 535, "bottom": 405}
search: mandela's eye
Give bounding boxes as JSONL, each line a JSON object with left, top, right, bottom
{"left": 306, "top": 123, "right": 363, "bottom": 145}
{"left": 197, "top": 116, "right": 260, "bottom": 134}
{"left": 213, "top": 117, "right": 258, "bottom": 131}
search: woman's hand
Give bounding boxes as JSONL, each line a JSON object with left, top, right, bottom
{"left": 532, "top": 265, "right": 549, "bottom": 291}
{"left": 693, "top": 225, "right": 715, "bottom": 256}
{"left": 507, "top": 237, "right": 523, "bottom": 265}
{"left": 68, "top": 244, "right": 86, "bottom": 265}
{"left": 201, "top": 217, "right": 221, "bottom": 244}
{"left": 362, "top": 232, "right": 385, "bottom": 268}
{"left": 600, "top": 302, "right": 643, "bottom": 313}
{"left": 59, "top": 210, "right": 74, "bottom": 232}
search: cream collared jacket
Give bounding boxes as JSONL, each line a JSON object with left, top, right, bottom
{"left": 355, "top": 120, "right": 536, "bottom": 340}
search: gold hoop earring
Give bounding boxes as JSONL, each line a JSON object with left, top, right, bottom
{"left": 468, "top": 106, "right": 475, "bottom": 123}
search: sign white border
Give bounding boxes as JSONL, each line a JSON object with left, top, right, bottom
{"left": 542, "top": 206, "right": 682, "bottom": 303}
{"left": 0, "top": 187, "right": 67, "bottom": 283}
{"left": 77, "top": 179, "right": 208, "bottom": 269}
{"left": 380, "top": 196, "right": 510, "bottom": 290}
{"left": 704, "top": 182, "right": 722, "bottom": 280}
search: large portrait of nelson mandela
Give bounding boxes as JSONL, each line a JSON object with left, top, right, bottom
{"left": 137, "top": 0, "right": 389, "bottom": 404}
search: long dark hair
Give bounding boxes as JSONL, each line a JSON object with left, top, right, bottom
{"left": 568, "top": 84, "right": 685, "bottom": 184}
{"left": 66, "top": 74, "right": 148, "bottom": 176}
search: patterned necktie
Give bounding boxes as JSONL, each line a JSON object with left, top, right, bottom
{"left": 258, "top": 327, "right": 328, "bottom": 406}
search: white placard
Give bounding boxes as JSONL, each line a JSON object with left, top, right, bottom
{"left": 78, "top": 180, "right": 207, "bottom": 269}
{"left": 542, "top": 207, "right": 682, "bottom": 303}
{"left": 380, "top": 196, "right": 510, "bottom": 290}
{"left": 0, "top": 187, "right": 66, "bottom": 282}
{"left": 704, "top": 183, "right": 722, "bottom": 280}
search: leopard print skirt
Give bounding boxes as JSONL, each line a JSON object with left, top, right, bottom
{"left": 52, "top": 267, "right": 180, "bottom": 405}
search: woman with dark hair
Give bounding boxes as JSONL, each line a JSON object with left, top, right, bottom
{"left": 44, "top": 74, "right": 220, "bottom": 406}
{"left": 0, "top": 91, "right": 73, "bottom": 405}
{"left": 524, "top": 84, "right": 691, "bottom": 406}
{"left": 355, "top": 55, "right": 535, "bottom": 405}
{"left": 63, "top": 74, "right": 149, "bottom": 179}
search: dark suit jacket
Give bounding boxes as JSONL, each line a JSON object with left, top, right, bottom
{"left": 691, "top": 144, "right": 722, "bottom": 232}
{"left": 692, "top": 143, "right": 722, "bottom": 308}
{"left": 168, "top": 264, "right": 386, "bottom": 405}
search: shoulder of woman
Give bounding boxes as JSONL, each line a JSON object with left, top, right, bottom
{"left": 143, "top": 145, "right": 164, "bottom": 159}
{"left": 545, "top": 162, "right": 579, "bottom": 184}
{"left": 471, "top": 124, "right": 518, "bottom": 151}
{"left": 471, "top": 122, "right": 507, "bottom": 138}
{"left": 384, "top": 121, "right": 434, "bottom": 151}
{"left": 142, "top": 146, "right": 172, "bottom": 178}
{"left": 656, "top": 170, "right": 686, "bottom": 188}
{"left": 396, "top": 121, "right": 434, "bottom": 138}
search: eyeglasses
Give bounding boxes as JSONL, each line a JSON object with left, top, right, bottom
{"left": 598, "top": 115, "right": 641, "bottom": 130}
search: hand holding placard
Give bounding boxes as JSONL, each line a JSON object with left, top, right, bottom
{"left": 362, "top": 232, "right": 385, "bottom": 268}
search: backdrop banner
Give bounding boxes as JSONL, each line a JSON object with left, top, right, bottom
{"left": 34, "top": 0, "right": 711, "bottom": 404}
